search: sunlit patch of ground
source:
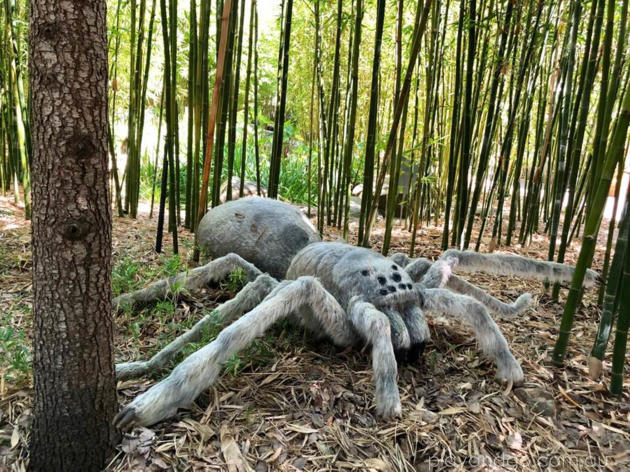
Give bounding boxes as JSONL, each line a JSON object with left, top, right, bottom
{"left": 1, "top": 194, "right": 629, "bottom": 471}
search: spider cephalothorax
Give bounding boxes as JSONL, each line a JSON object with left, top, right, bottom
{"left": 113, "top": 197, "right": 599, "bottom": 428}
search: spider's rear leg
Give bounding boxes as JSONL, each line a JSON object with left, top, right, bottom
{"left": 113, "top": 252, "right": 264, "bottom": 310}
{"left": 115, "top": 273, "right": 278, "bottom": 381}
{"left": 114, "top": 276, "right": 354, "bottom": 429}
{"left": 422, "top": 288, "right": 524, "bottom": 384}
{"left": 441, "top": 249, "right": 601, "bottom": 287}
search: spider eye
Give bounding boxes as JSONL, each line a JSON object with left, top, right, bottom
{"left": 398, "top": 283, "right": 407, "bottom": 290}
{"left": 379, "top": 288, "right": 389, "bottom": 295}
{"left": 387, "top": 285, "right": 396, "bottom": 293}
{"left": 361, "top": 269, "right": 369, "bottom": 276}
{"left": 391, "top": 272, "right": 401, "bottom": 282}
{"left": 377, "top": 276, "right": 386, "bottom": 285}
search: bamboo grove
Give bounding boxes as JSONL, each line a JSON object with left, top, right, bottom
{"left": 1, "top": 1, "right": 629, "bottom": 389}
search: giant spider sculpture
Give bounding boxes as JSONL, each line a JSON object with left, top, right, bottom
{"left": 113, "top": 197, "right": 600, "bottom": 429}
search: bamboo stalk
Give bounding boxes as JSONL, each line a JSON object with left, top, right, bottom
{"left": 589, "top": 178, "right": 630, "bottom": 379}
{"left": 268, "top": 0, "right": 294, "bottom": 199}
{"left": 239, "top": 0, "right": 255, "bottom": 198}
{"left": 226, "top": 0, "right": 246, "bottom": 201}
{"left": 193, "top": 0, "right": 233, "bottom": 262}
{"left": 610, "top": 217, "right": 630, "bottom": 394}
{"left": 553, "top": 72, "right": 630, "bottom": 364}
{"left": 357, "top": 0, "right": 386, "bottom": 245}
{"left": 363, "top": 0, "right": 432, "bottom": 246}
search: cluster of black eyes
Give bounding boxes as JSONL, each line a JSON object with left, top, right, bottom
{"left": 361, "top": 265, "right": 413, "bottom": 295}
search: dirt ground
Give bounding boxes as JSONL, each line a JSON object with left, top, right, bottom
{"left": 1, "top": 195, "right": 629, "bottom": 471}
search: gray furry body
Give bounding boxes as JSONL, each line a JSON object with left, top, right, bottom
{"left": 114, "top": 198, "right": 598, "bottom": 428}
{"left": 197, "top": 197, "right": 320, "bottom": 278}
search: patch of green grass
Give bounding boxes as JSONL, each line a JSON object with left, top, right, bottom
{"left": 152, "top": 304, "right": 287, "bottom": 380}
{"left": 427, "top": 350, "right": 441, "bottom": 370}
{"left": 222, "top": 337, "right": 276, "bottom": 377}
{"left": 156, "top": 253, "right": 187, "bottom": 279}
{"left": 220, "top": 268, "right": 247, "bottom": 297}
{"left": 0, "top": 308, "right": 32, "bottom": 384}
{"left": 0, "top": 245, "right": 9, "bottom": 277}
{"left": 240, "top": 405, "right": 256, "bottom": 422}
{"left": 112, "top": 257, "right": 142, "bottom": 296}
{"left": 127, "top": 311, "right": 147, "bottom": 340}
{"left": 154, "top": 300, "right": 176, "bottom": 320}
{"left": 112, "top": 253, "right": 187, "bottom": 297}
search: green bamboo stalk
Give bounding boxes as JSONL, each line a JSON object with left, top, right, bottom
{"left": 598, "top": 160, "right": 625, "bottom": 305}
{"left": 108, "top": 0, "right": 124, "bottom": 217}
{"left": 610, "top": 217, "right": 630, "bottom": 394}
{"left": 335, "top": 0, "right": 355, "bottom": 229}
{"left": 326, "top": 0, "right": 343, "bottom": 226}
{"left": 411, "top": 0, "right": 446, "bottom": 250}
{"left": 150, "top": 80, "right": 166, "bottom": 219}
{"left": 125, "top": 0, "right": 140, "bottom": 216}
{"left": 306, "top": 3, "right": 317, "bottom": 218}
{"left": 268, "top": 0, "right": 294, "bottom": 199}
{"left": 171, "top": 0, "right": 181, "bottom": 226}
{"left": 586, "top": 0, "right": 613, "bottom": 208}
{"left": 464, "top": 0, "right": 514, "bottom": 249}
{"left": 589, "top": 177, "right": 630, "bottom": 379}
{"left": 553, "top": 0, "right": 602, "bottom": 282}
{"left": 226, "top": 0, "right": 246, "bottom": 201}
{"left": 548, "top": 1, "right": 581, "bottom": 300}
{"left": 191, "top": 0, "right": 211, "bottom": 231}
{"left": 381, "top": 0, "right": 406, "bottom": 254}
{"left": 160, "top": 0, "right": 178, "bottom": 252}
{"left": 488, "top": 3, "right": 543, "bottom": 248}
{"left": 453, "top": 0, "right": 477, "bottom": 247}
{"left": 357, "top": 0, "right": 385, "bottom": 245}
{"left": 252, "top": 1, "right": 261, "bottom": 194}
{"left": 239, "top": 0, "right": 255, "bottom": 198}
{"left": 505, "top": 63, "right": 540, "bottom": 246}
{"left": 364, "top": 0, "right": 432, "bottom": 246}
{"left": 314, "top": 0, "right": 328, "bottom": 235}
{"left": 212, "top": 0, "right": 237, "bottom": 206}
{"left": 553, "top": 73, "right": 630, "bottom": 364}
{"left": 185, "top": 0, "right": 198, "bottom": 228}
{"left": 441, "top": 0, "right": 465, "bottom": 250}
{"left": 2, "top": 0, "right": 29, "bottom": 217}
{"left": 342, "top": 0, "right": 363, "bottom": 239}
{"left": 192, "top": 0, "right": 233, "bottom": 261}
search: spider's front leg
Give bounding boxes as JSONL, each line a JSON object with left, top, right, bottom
{"left": 401, "top": 306, "right": 431, "bottom": 364}
{"left": 382, "top": 308, "right": 411, "bottom": 361}
{"left": 114, "top": 276, "right": 354, "bottom": 429}
{"left": 422, "top": 288, "right": 524, "bottom": 384}
{"left": 348, "top": 298, "right": 402, "bottom": 419}
{"left": 394, "top": 254, "right": 533, "bottom": 317}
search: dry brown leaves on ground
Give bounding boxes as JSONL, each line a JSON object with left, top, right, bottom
{"left": 1, "top": 196, "right": 629, "bottom": 471}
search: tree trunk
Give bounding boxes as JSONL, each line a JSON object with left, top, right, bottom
{"left": 28, "top": 1, "right": 118, "bottom": 470}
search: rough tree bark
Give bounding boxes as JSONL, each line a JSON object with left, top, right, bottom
{"left": 28, "top": 1, "right": 118, "bottom": 470}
